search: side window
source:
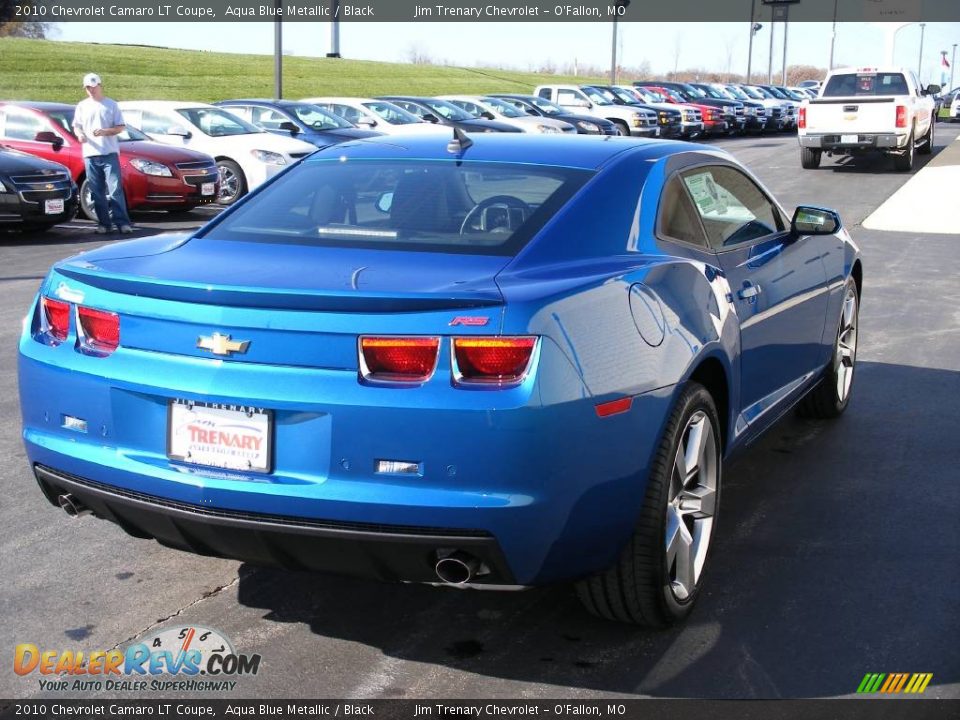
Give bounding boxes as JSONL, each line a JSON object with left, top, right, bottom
{"left": 252, "top": 108, "right": 288, "bottom": 130}
{"left": 536, "top": 89, "right": 551, "bottom": 100}
{"left": 331, "top": 104, "right": 361, "bottom": 124}
{"left": 557, "top": 90, "right": 580, "bottom": 105}
{"left": 226, "top": 106, "right": 254, "bottom": 123}
{"left": 680, "top": 166, "right": 784, "bottom": 249}
{"left": 395, "top": 101, "right": 426, "bottom": 118}
{"left": 657, "top": 175, "right": 709, "bottom": 248}
{"left": 1, "top": 108, "right": 45, "bottom": 141}
{"left": 139, "top": 110, "right": 177, "bottom": 135}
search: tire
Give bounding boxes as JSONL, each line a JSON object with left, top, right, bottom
{"left": 918, "top": 120, "right": 934, "bottom": 155}
{"left": 797, "top": 279, "right": 859, "bottom": 419}
{"left": 800, "top": 147, "right": 821, "bottom": 169}
{"left": 612, "top": 120, "right": 629, "bottom": 137}
{"left": 79, "top": 178, "right": 97, "bottom": 221}
{"left": 893, "top": 131, "right": 915, "bottom": 171}
{"left": 575, "top": 383, "right": 722, "bottom": 626}
{"left": 216, "top": 160, "right": 247, "bottom": 205}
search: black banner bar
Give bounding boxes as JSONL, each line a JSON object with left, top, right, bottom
{"left": 2, "top": 699, "right": 959, "bottom": 720}
{"left": 2, "top": 0, "right": 960, "bottom": 23}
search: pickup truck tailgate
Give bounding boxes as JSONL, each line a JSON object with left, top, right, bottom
{"left": 806, "top": 97, "right": 896, "bottom": 134}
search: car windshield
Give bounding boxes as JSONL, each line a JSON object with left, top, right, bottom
{"left": 201, "top": 159, "right": 593, "bottom": 256}
{"left": 695, "top": 86, "right": 724, "bottom": 100}
{"left": 684, "top": 85, "right": 708, "bottom": 99}
{"left": 740, "top": 86, "right": 765, "bottom": 99}
{"left": 822, "top": 72, "right": 910, "bottom": 97}
{"left": 420, "top": 99, "right": 474, "bottom": 121}
{"left": 525, "top": 97, "right": 564, "bottom": 115}
{"left": 362, "top": 101, "right": 422, "bottom": 125}
{"left": 177, "top": 107, "right": 262, "bottom": 136}
{"left": 725, "top": 86, "right": 749, "bottom": 100}
{"left": 779, "top": 88, "right": 805, "bottom": 101}
{"left": 480, "top": 97, "right": 526, "bottom": 118}
{"left": 581, "top": 87, "right": 614, "bottom": 106}
{"left": 713, "top": 86, "right": 737, "bottom": 100}
{"left": 608, "top": 87, "right": 638, "bottom": 103}
{"left": 660, "top": 88, "right": 686, "bottom": 103}
{"left": 45, "top": 108, "right": 148, "bottom": 142}
{"left": 765, "top": 87, "right": 788, "bottom": 99}
{"left": 286, "top": 104, "right": 353, "bottom": 130}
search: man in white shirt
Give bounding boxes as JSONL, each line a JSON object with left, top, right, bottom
{"left": 73, "top": 73, "right": 134, "bottom": 234}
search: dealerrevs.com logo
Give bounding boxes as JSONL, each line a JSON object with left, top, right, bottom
{"left": 14, "top": 625, "right": 261, "bottom": 693}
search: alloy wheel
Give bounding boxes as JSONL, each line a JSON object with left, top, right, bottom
{"left": 665, "top": 410, "right": 718, "bottom": 602}
{"left": 217, "top": 164, "right": 240, "bottom": 203}
{"left": 835, "top": 288, "right": 858, "bottom": 403}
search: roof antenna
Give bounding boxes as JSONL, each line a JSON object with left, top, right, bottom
{"left": 447, "top": 127, "right": 473, "bottom": 154}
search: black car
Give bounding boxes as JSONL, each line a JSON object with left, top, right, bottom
{"left": 690, "top": 83, "right": 767, "bottom": 133}
{"left": 214, "top": 99, "right": 382, "bottom": 148}
{"left": 0, "top": 144, "right": 77, "bottom": 232}
{"left": 488, "top": 94, "right": 618, "bottom": 135}
{"left": 378, "top": 96, "right": 522, "bottom": 133}
{"left": 636, "top": 80, "right": 745, "bottom": 133}
{"left": 586, "top": 86, "right": 686, "bottom": 138}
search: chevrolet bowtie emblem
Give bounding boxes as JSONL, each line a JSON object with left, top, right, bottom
{"left": 197, "top": 333, "right": 250, "bottom": 356}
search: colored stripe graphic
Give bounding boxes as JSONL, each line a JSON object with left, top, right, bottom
{"left": 858, "top": 673, "right": 934, "bottom": 694}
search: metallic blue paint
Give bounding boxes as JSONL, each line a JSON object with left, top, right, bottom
{"left": 18, "top": 134, "right": 861, "bottom": 586}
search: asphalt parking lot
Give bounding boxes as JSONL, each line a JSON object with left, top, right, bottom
{"left": 1, "top": 128, "right": 958, "bottom": 700}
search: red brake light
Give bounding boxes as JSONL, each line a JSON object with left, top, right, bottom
{"left": 41, "top": 296, "right": 70, "bottom": 342}
{"left": 453, "top": 337, "right": 537, "bottom": 385}
{"left": 360, "top": 337, "right": 439, "bottom": 382}
{"left": 895, "top": 105, "right": 907, "bottom": 128}
{"left": 798, "top": 106, "right": 806, "bottom": 129}
{"left": 78, "top": 306, "right": 120, "bottom": 353}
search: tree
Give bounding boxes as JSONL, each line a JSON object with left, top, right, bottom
{"left": 0, "top": 21, "right": 51, "bottom": 38}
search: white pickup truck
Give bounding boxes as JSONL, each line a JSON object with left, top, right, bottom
{"left": 798, "top": 67, "right": 939, "bottom": 171}
{"left": 534, "top": 85, "right": 660, "bottom": 138}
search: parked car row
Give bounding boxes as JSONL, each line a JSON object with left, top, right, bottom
{"left": 1, "top": 80, "right": 818, "bottom": 232}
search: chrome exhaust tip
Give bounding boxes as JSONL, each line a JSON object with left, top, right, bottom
{"left": 57, "top": 493, "right": 91, "bottom": 518}
{"left": 435, "top": 551, "right": 480, "bottom": 585}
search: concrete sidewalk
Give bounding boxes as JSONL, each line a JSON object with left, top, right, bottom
{"left": 863, "top": 129, "right": 960, "bottom": 233}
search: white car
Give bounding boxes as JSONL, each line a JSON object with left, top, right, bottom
{"left": 436, "top": 95, "right": 575, "bottom": 134}
{"left": 949, "top": 90, "right": 960, "bottom": 121}
{"left": 300, "top": 97, "right": 449, "bottom": 136}
{"left": 119, "top": 101, "right": 317, "bottom": 204}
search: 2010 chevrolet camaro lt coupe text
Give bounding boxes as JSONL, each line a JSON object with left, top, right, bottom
{"left": 18, "top": 133, "right": 861, "bottom": 626}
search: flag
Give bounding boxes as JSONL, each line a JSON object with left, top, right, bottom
{"left": 944, "top": 55, "right": 951, "bottom": 68}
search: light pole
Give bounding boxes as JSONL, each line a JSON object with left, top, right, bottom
{"left": 767, "top": 4, "right": 775, "bottom": 84}
{"left": 610, "top": 0, "right": 630, "bottom": 84}
{"left": 747, "top": 21, "right": 762, "bottom": 83}
{"left": 952, "top": 44, "right": 957, "bottom": 91}
{"left": 828, "top": 0, "right": 838, "bottom": 70}
{"left": 781, "top": 6, "right": 789, "bottom": 85}
{"left": 328, "top": 1, "right": 341, "bottom": 57}
{"left": 274, "top": 0, "right": 282, "bottom": 99}
{"left": 918, "top": 23, "right": 926, "bottom": 82}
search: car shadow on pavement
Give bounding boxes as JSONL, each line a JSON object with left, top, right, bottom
{"left": 236, "top": 361, "right": 959, "bottom": 698}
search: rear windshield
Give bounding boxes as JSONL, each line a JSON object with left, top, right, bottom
{"left": 201, "top": 159, "right": 593, "bottom": 256}
{"left": 823, "top": 73, "right": 909, "bottom": 97}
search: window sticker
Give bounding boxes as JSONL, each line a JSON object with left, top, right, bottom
{"left": 684, "top": 171, "right": 728, "bottom": 216}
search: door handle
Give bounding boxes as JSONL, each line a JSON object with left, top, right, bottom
{"left": 738, "top": 283, "right": 762, "bottom": 300}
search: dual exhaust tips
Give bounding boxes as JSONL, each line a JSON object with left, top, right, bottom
{"left": 57, "top": 492, "right": 484, "bottom": 585}
{"left": 57, "top": 493, "right": 91, "bottom": 518}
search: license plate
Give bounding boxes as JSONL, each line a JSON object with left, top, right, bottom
{"left": 201, "top": 182, "right": 215, "bottom": 196}
{"left": 168, "top": 400, "right": 272, "bottom": 473}
{"left": 44, "top": 199, "right": 64, "bottom": 215}
{"left": 841, "top": 134, "right": 858, "bottom": 144}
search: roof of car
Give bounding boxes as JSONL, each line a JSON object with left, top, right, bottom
{"left": 216, "top": 99, "right": 301, "bottom": 107}
{"left": 118, "top": 100, "right": 217, "bottom": 110}
{"left": 301, "top": 132, "right": 720, "bottom": 171}
{"left": 301, "top": 97, "right": 378, "bottom": 105}
{"left": 1, "top": 101, "right": 74, "bottom": 112}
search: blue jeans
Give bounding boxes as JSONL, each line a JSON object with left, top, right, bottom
{"left": 84, "top": 153, "right": 131, "bottom": 229}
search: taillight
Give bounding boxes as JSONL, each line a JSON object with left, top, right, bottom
{"left": 453, "top": 337, "right": 537, "bottom": 385}
{"left": 77, "top": 306, "right": 120, "bottom": 353}
{"left": 41, "top": 296, "right": 70, "bottom": 342}
{"left": 798, "top": 106, "right": 806, "bottom": 129}
{"left": 359, "top": 337, "right": 439, "bottom": 383}
{"left": 896, "top": 105, "right": 907, "bottom": 128}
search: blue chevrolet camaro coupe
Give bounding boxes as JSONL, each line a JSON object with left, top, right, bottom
{"left": 19, "top": 132, "right": 861, "bottom": 626}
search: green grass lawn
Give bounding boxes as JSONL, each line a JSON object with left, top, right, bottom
{"left": 0, "top": 38, "right": 604, "bottom": 103}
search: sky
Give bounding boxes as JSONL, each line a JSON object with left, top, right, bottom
{"left": 53, "top": 21, "right": 960, "bottom": 87}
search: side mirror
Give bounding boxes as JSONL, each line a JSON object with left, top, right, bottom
{"left": 167, "top": 126, "right": 192, "bottom": 139}
{"left": 356, "top": 116, "right": 377, "bottom": 127}
{"left": 279, "top": 121, "right": 300, "bottom": 134}
{"left": 575, "top": 99, "right": 592, "bottom": 109}
{"left": 375, "top": 191, "right": 393, "bottom": 214}
{"left": 422, "top": 113, "right": 440, "bottom": 124}
{"left": 34, "top": 131, "right": 64, "bottom": 150}
{"left": 480, "top": 111, "right": 495, "bottom": 120}
{"left": 925, "top": 84, "right": 941, "bottom": 96}
{"left": 792, "top": 206, "right": 840, "bottom": 235}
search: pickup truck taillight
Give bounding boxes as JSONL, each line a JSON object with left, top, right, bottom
{"left": 798, "top": 107, "right": 806, "bottom": 129}
{"left": 895, "top": 105, "right": 907, "bottom": 128}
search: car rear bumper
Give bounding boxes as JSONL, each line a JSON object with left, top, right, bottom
{"left": 800, "top": 133, "right": 906, "bottom": 150}
{"left": 34, "top": 464, "right": 518, "bottom": 585}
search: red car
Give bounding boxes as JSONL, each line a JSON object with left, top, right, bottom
{"left": 0, "top": 102, "right": 219, "bottom": 220}
{"left": 639, "top": 86, "right": 729, "bottom": 135}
